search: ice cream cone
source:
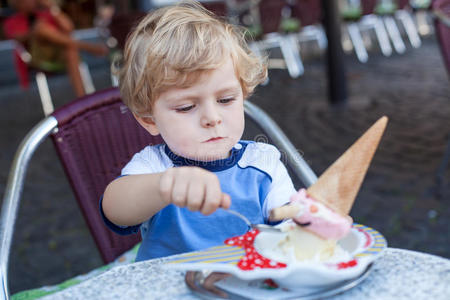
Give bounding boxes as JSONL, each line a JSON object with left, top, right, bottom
{"left": 270, "top": 116, "right": 388, "bottom": 221}
{"left": 306, "top": 116, "right": 388, "bottom": 215}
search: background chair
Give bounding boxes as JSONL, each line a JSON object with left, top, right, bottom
{"left": 291, "top": 0, "right": 328, "bottom": 50}
{"left": 432, "top": 0, "right": 450, "bottom": 76}
{"left": 395, "top": 0, "right": 422, "bottom": 48}
{"left": 0, "top": 87, "right": 317, "bottom": 299}
{"left": 201, "top": 0, "right": 228, "bottom": 17}
{"left": 431, "top": 0, "right": 450, "bottom": 216}
{"left": 410, "top": 0, "right": 434, "bottom": 35}
{"left": 248, "top": 0, "right": 305, "bottom": 78}
{"left": 340, "top": 0, "right": 392, "bottom": 62}
{"left": 104, "top": 11, "right": 147, "bottom": 51}
{"left": 375, "top": 0, "right": 407, "bottom": 54}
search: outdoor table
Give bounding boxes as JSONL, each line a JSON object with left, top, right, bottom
{"left": 40, "top": 248, "right": 450, "bottom": 300}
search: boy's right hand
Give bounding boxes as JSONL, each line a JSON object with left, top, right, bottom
{"left": 159, "top": 167, "right": 230, "bottom": 215}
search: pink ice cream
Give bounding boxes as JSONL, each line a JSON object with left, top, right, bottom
{"left": 289, "top": 189, "right": 352, "bottom": 240}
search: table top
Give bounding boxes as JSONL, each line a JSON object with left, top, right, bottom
{"left": 41, "top": 248, "right": 450, "bottom": 300}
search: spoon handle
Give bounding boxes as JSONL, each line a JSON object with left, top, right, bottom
{"left": 222, "top": 209, "right": 252, "bottom": 228}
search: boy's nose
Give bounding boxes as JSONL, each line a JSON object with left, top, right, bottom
{"left": 201, "top": 116, "right": 222, "bottom": 127}
{"left": 200, "top": 105, "right": 222, "bottom": 128}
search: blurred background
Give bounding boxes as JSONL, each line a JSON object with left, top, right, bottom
{"left": 0, "top": 0, "right": 449, "bottom": 296}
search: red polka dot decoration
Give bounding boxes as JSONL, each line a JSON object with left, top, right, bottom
{"left": 224, "top": 229, "right": 287, "bottom": 271}
{"left": 337, "top": 259, "right": 358, "bottom": 269}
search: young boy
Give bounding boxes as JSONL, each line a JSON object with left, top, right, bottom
{"left": 101, "top": 1, "right": 296, "bottom": 262}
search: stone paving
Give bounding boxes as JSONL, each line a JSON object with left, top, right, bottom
{"left": 1, "top": 36, "right": 449, "bottom": 294}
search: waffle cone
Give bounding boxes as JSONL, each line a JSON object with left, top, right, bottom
{"left": 270, "top": 204, "right": 302, "bottom": 221}
{"left": 306, "top": 116, "right": 388, "bottom": 216}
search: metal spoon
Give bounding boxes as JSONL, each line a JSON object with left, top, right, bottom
{"left": 221, "top": 209, "right": 282, "bottom": 233}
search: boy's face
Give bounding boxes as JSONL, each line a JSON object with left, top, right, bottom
{"left": 136, "top": 57, "right": 245, "bottom": 161}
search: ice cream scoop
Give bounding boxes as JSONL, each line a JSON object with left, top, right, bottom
{"left": 288, "top": 189, "right": 352, "bottom": 240}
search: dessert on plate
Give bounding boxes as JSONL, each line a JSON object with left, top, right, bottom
{"left": 269, "top": 116, "right": 388, "bottom": 263}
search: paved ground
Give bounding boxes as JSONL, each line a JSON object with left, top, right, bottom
{"left": 1, "top": 36, "right": 449, "bottom": 294}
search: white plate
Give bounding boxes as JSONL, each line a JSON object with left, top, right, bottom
{"left": 187, "top": 263, "right": 374, "bottom": 300}
{"left": 167, "top": 223, "right": 386, "bottom": 291}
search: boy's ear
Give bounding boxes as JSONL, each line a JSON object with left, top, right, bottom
{"left": 133, "top": 113, "right": 160, "bottom": 136}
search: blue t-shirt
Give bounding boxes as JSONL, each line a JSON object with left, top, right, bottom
{"left": 100, "top": 141, "right": 296, "bottom": 261}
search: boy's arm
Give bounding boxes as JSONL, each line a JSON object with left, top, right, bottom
{"left": 102, "top": 173, "right": 166, "bottom": 226}
{"left": 102, "top": 167, "right": 231, "bottom": 227}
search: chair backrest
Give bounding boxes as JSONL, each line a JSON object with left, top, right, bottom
{"left": 50, "top": 88, "right": 163, "bottom": 263}
{"left": 361, "top": 0, "right": 377, "bottom": 15}
{"left": 201, "top": 1, "right": 228, "bottom": 17}
{"left": 397, "top": 0, "right": 411, "bottom": 9}
{"left": 108, "top": 12, "right": 147, "bottom": 50}
{"left": 432, "top": 0, "right": 450, "bottom": 76}
{"left": 258, "top": 0, "right": 287, "bottom": 34}
{"left": 292, "top": 0, "right": 322, "bottom": 27}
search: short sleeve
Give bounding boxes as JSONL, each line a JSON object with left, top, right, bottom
{"left": 121, "top": 144, "right": 172, "bottom": 175}
{"left": 262, "top": 159, "right": 296, "bottom": 220}
{"left": 238, "top": 142, "right": 296, "bottom": 220}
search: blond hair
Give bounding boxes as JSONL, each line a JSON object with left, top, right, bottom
{"left": 115, "top": 0, "right": 267, "bottom": 116}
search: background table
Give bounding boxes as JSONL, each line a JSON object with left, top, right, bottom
{"left": 40, "top": 248, "right": 450, "bottom": 300}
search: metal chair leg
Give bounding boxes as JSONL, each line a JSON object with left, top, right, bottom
{"left": 341, "top": 25, "right": 354, "bottom": 53}
{"left": 278, "top": 34, "right": 304, "bottom": 78}
{"left": 316, "top": 26, "right": 328, "bottom": 49}
{"left": 395, "top": 10, "right": 421, "bottom": 48}
{"left": 297, "top": 25, "right": 328, "bottom": 50}
{"left": 416, "top": 10, "right": 433, "bottom": 35}
{"left": 383, "top": 16, "right": 406, "bottom": 54}
{"left": 78, "top": 62, "right": 95, "bottom": 94}
{"left": 373, "top": 17, "right": 393, "bottom": 57}
{"left": 347, "top": 23, "right": 369, "bottom": 63}
{"left": 35, "top": 72, "right": 55, "bottom": 116}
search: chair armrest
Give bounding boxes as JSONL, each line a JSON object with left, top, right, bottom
{"left": 0, "top": 117, "right": 58, "bottom": 300}
{"left": 244, "top": 101, "right": 317, "bottom": 187}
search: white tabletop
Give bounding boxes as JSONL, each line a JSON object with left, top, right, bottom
{"left": 41, "top": 248, "right": 450, "bottom": 300}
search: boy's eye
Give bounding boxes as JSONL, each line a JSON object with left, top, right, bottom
{"left": 218, "top": 97, "right": 235, "bottom": 104}
{"left": 175, "top": 105, "right": 195, "bottom": 112}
